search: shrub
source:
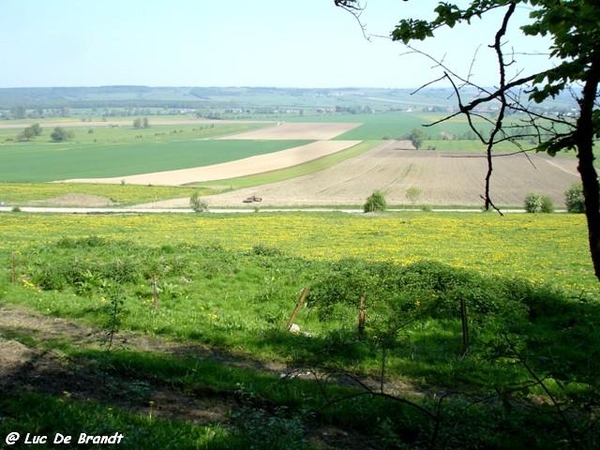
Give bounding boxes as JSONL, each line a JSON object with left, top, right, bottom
{"left": 565, "top": 183, "right": 585, "bottom": 213}
{"left": 50, "top": 126, "right": 73, "bottom": 142}
{"left": 540, "top": 195, "right": 554, "bottom": 213}
{"left": 524, "top": 193, "right": 553, "bottom": 213}
{"left": 363, "top": 190, "right": 387, "bottom": 213}
{"left": 190, "top": 191, "right": 208, "bottom": 212}
{"left": 405, "top": 187, "right": 421, "bottom": 205}
{"left": 524, "top": 193, "right": 542, "bottom": 213}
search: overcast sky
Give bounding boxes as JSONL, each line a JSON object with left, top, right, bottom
{"left": 0, "top": 0, "right": 552, "bottom": 89}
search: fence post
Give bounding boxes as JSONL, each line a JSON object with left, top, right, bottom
{"left": 460, "top": 297, "right": 470, "bottom": 355}
{"left": 358, "top": 295, "right": 366, "bottom": 338}
{"left": 11, "top": 251, "right": 16, "bottom": 284}
{"left": 286, "top": 287, "right": 309, "bottom": 331}
{"left": 152, "top": 276, "right": 159, "bottom": 312}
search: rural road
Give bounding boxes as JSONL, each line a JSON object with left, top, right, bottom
{"left": 0, "top": 206, "right": 530, "bottom": 214}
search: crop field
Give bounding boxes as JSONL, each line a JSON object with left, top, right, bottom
{"left": 0, "top": 122, "right": 298, "bottom": 182}
{"left": 0, "top": 135, "right": 311, "bottom": 183}
{"left": 0, "top": 113, "right": 583, "bottom": 208}
{"left": 201, "top": 141, "right": 578, "bottom": 208}
{"left": 281, "top": 112, "right": 428, "bottom": 140}
{"left": 63, "top": 140, "right": 362, "bottom": 186}
{"left": 1, "top": 211, "right": 599, "bottom": 448}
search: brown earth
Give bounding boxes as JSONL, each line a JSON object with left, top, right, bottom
{"left": 139, "top": 141, "right": 579, "bottom": 208}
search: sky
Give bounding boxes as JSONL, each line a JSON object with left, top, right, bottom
{"left": 0, "top": 0, "right": 553, "bottom": 89}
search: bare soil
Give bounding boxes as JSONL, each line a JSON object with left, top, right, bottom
{"left": 141, "top": 141, "right": 579, "bottom": 208}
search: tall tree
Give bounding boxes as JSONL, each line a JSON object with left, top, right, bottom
{"left": 18, "top": 123, "right": 42, "bottom": 141}
{"left": 337, "top": 0, "right": 600, "bottom": 281}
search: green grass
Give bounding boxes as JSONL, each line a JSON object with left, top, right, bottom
{"left": 0, "top": 212, "right": 594, "bottom": 291}
{"left": 0, "top": 182, "right": 204, "bottom": 205}
{"left": 4, "top": 235, "right": 598, "bottom": 385}
{"left": 0, "top": 137, "right": 311, "bottom": 182}
{"left": 1, "top": 213, "right": 599, "bottom": 448}
{"left": 0, "top": 393, "right": 237, "bottom": 450}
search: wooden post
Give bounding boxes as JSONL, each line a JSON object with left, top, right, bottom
{"left": 286, "top": 287, "right": 309, "bottom": 330}
{"left": 11, "top": 251, "right": 16, "bottom": 284}
{"left": 358, "top": 295, "right": 366, "bottom": 338}
{"left": 152, "top": 276, "right": 159, "bottom": 312}
{"left": 460, "top": 297, "right": 470, "bottom": 355}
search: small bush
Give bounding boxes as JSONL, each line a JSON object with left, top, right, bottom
{"left": 190, "top": 191, "right": 208, "bottom": 212}
{"left": 405, "top": 187, "right": 421, "bottom": 205}
{"left": 524, "top": 193, "right": 553, "bottom": 213}
{"left": 565, "top": 183, "right": 585, "bottom": 213}
{"left": 540, "top": 195, "right": 554, "bottom": 213}
{"left": 364, "top": 190, "right": 387, "bottom": 213}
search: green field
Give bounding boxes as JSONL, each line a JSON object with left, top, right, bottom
{"left": 0, "top": 122, "right": 310, "bottom": 182}
{"left": 0, "top": 211, "right": 598, "bottom": 448}
{"left": 279, "top": 112, "right": 429, "bottom": 140}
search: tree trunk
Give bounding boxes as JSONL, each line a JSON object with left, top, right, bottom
{"left": 576, "top": 53, "right": 600, "bottom": 282}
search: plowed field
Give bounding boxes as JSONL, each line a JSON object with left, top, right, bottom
{"left": 189, "top": 141, "right": 579, "bottom": 207}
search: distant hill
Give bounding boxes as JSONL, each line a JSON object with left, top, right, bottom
{"left": 0, "top": 86, "right": 577, "bottom": 112}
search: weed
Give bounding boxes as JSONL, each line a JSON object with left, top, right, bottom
{"left": 231, "top": 406, "right": 308, "bottom": 450}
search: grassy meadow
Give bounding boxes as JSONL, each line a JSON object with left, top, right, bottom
{"left": 1, "top": 211, "right": 599, "bottom": 448}
{"left": 0, "top": 212, "right": 593, "bottom": 291}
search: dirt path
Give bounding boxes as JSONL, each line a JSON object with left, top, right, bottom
{"left": 0, "top": 304, "right": 266, "bottom": 424}
{"left": 0, "top": 303, "right": 431, "bottom": 448}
